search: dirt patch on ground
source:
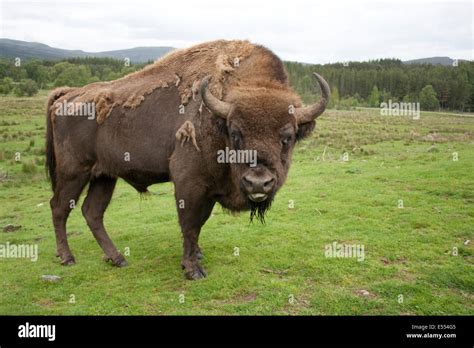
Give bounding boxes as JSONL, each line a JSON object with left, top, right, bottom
{"left": 3, "top": 224, "right": 21, "bottom": 233}
{"left": 214, "top": 292, "right": 258, "bottom": 305}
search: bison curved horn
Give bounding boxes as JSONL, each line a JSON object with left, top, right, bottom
{"left": 200, "top": 75, "right": 232, "bottom": 119}
{"left": 294, "top": 72, "right": 330, "bottom": 124}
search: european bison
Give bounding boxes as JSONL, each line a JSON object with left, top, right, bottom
{"left": 46, "top": 40, "right": 329, "bottom": 279}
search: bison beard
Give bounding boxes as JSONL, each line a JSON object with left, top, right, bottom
{"left": 247, "top": 194, "right": 274, "bottom": 224}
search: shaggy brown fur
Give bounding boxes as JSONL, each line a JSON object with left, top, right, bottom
{"left": 45, "top": 39, "right": 329, "bottom": 280}
{"left": 49, "top": 40, "right": 286, "bottom": 124}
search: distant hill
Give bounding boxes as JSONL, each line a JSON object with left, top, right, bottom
{"left": 0, "top": 38, "right": 467, "bottom": 67}
{"left": 403, "top": 56, "right": 459, "bottom": 66}
{"left": 0, "top": 38, "right": 174, "bottom": 63}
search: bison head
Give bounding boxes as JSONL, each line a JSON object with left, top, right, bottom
{"left": 200, "top": 73, "right": 330, "bottom": 222}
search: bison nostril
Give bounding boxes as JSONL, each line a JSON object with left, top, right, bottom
{"left": 263, "top": 177, "right": 275, "bottom": 189}
{"left": 242, "top": 176, "right": 253, "bottom": 187}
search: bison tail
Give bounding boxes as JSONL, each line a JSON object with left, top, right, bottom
{"left": 45, "top": 87, "right": 71, "bottom": 191}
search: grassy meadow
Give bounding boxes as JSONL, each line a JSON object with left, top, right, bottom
{"left": 0, "top": 92, "right": 473, "bottom": 315}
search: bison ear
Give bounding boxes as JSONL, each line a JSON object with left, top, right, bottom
{"left": 296, "top": 121, "right": 316, "bottom": 141}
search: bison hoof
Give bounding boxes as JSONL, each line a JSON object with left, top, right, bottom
{"left": 183, "top": 264, "right": 207, "bottom": 280}
{"left": 116, "top": 259, "right": 128, "bottom": 267}
{"left": 185, "top": 268, "right": 207, "bottom": 280}
{"left": 103, "top": 254, "right": 128, "bottom": 267}
{"left": 60, "top": 256, "right": 76, "bottom": 266}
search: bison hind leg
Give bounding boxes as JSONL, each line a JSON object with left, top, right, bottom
{"left": 81, "top": 176, "right": 127, "bottom": 267}
{"left": 50, "top": 173, "right": 90, "bottom": 265}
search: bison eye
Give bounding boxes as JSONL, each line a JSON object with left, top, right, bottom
{"left": 281, "top": 136, "right": 291, "bottom": 146}
{"left": 230, "top": 131, "right": 242, "bottom": 149}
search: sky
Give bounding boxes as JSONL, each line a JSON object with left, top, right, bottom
{"left": 0, "top": 0, "right": 472, "bottom": 64}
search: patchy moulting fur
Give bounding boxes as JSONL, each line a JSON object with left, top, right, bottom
{"left": 49, "top": 40, "right": 259, "bottom": 124}
{"left": 175, "top": 120, "right": 200, "bottom": 152}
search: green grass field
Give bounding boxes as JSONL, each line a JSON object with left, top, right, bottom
{"left": 0, "top": 92, "right": 473, "bottom": 315}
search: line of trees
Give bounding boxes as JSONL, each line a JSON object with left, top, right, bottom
{"left": 0, "top": 57, "right": 148, "bottom": 96}
{"left": 285, "top": 59, "right": 474, "bottom": 112}
{"left": 0, "top": 56, "right": 472, "bottom": 112}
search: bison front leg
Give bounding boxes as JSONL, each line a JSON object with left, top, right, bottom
{"left": 175, "top": 192, "right": 215, "bottom": 280}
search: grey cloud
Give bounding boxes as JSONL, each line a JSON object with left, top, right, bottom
{"left": 1, "top": 0, "right": 471, "bottom": 63}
